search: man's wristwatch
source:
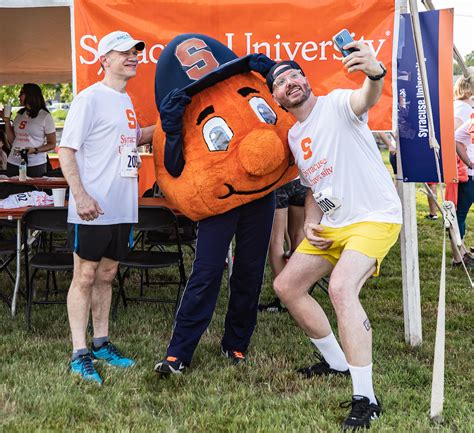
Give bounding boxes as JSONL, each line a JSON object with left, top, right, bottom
{"left": 34, "top": 148, "right": 39, "bottom": 154}
{"left": 367, "top": 63, "right": 387, "bottom": 81}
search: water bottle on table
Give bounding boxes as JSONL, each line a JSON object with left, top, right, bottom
{"left": 19, "top": 149, "right": 28, "bottom": 181}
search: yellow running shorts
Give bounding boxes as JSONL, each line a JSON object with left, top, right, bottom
{"left": 296, "top": 222, "right": 401, "bottom": 276}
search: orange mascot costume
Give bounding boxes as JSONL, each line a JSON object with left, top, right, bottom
{"left": 153, "top": 34, "right": 297, "bottom": 374}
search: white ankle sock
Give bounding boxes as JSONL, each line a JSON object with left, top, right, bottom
{"left": 310, "top": 332, "right": 348, "bottom": 371}
{"left": 348, "top": 363, "right": 376, "bottom": 404}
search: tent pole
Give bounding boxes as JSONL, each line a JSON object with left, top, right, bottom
{"left": 421, "top": 0, "right": 469, "bottom": 77}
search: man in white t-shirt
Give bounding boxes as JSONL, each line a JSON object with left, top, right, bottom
{"left": 59, "top": 30, "right": 155, "bottom": 385}
{"left": 266, "top": 41, "right": 402, "bottom": 430}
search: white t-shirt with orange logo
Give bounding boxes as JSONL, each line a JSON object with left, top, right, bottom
{"left": 59, "top": 82, "right": 140, "bottom": 225}
{"left": 455, "top": 114, "right": 474, "bottom": 177}
{"left": 288, "top": 89, "right": 402, "bottom": 228}
{"left": 8, "top": 109, "right": 56, "bottom": 167}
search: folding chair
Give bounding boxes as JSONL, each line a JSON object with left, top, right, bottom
{"left": 146, "top": 214, "right": 197, "bottom": 253}
{"left": 142, "top": 183, "right": 197, "bottom": 253}
{"left": 112, "top": 206, "right": 187, "bottom": 320}
{"left": 22, "top": 207, "right": 73, "bottom": 329}
{"left": 0, "top": 239, "right": 16, "bottom": 307}
{"left": 309, "top": 277, "right": 329, "bottom": 296}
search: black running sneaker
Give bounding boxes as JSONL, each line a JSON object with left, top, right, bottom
{"left": 340, "top": 395, "right": 382, "bottom": 430}
{"left": 257, "top": 298, "right": 287, "bottom": 313}
{"left": 154, "top": 356, "right": 187, "bottom": 375}
{"left": 452, "top": 253, "right": 474, "bottom": 268}
{"left": 297, "top": 353, "right": 350, "bottom": 378}
{"left": 222, "top": 348, "right": 246, "bottom": 364}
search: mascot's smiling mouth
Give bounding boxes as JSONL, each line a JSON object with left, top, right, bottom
{"left": 218, "top": 159, "right": 295, "bottom": 199}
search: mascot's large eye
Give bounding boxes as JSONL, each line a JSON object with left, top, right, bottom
{"left": 249, "top": 97, "right": 277, "bottom": 125}
{"left": 202, "top": 117, "right": 234, "bottom": 151}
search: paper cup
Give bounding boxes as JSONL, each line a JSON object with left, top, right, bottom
{"left": 3, "top": 102, "right": 11, "bottom": 118}
{"left": 52, "top": 188, "right": 66, "bottom": 207}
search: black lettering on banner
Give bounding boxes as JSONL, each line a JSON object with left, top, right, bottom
{"left": 17, "top": 193, "right": 28, "bottom": 202}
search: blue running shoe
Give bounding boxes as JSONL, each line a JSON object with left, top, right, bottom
{"left": 70, "top": 353, "right": 103, "bottom": 385}
{"left": 91, "top": 342, "right": 135, "bottom": 368}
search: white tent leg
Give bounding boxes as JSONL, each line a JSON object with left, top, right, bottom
{"left": 397, "top": 180, "right": 423, "bottom": 346}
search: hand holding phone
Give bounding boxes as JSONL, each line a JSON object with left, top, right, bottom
{"left": 333, "top": 29, "right": 358, "bottom": 57}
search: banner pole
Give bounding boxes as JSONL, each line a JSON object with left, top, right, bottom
{"left": 396, "top": 0, "right": 423, "bottom": 348}
{"left": 408, "top": 0, "right": 447, "bottom": 422}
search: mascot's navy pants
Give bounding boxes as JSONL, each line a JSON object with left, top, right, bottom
{"left": 167, "top": 192, "right": 276, "bottom": 365}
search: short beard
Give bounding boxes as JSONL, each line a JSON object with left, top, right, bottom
{"left": 283, "top": 83, "right": 311, "bottom": 109}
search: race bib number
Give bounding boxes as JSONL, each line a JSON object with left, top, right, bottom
{"left": 120, "top": 146, "right": 139, "bottom": 178}
{"left": 313, "top": 188, "right": 342, "bottom": 216}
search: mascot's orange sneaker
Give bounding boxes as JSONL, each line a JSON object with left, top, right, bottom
{"left": 221, "top": 347, "right": 246, "bottom": 364}
{"left": 154, "top": 356, "right": 187, "bottom": 376}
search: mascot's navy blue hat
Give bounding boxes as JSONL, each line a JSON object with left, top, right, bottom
{"left": 155, "top": 33, "right": 276, "bottom": 177}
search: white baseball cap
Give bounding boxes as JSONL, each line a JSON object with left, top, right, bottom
{"left": 98, "top": 30, "right": 145, "bottom": 56}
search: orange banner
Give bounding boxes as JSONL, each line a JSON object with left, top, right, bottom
{"left": 73, "top": 0, "right": 397, "bottom": 130}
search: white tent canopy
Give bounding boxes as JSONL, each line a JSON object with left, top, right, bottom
{"left": 0, "top": 0, "right": 72, "bottom": 85}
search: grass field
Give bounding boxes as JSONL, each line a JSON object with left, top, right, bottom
{"left": 1, "top": 184, "right": 473, "bottom": 432}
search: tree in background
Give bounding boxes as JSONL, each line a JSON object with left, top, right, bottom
{"left": 453, "top": 50, "right": 474, "bottom": 76}
{"left": 0, "top": 83, "right": 72, "bottom": 105}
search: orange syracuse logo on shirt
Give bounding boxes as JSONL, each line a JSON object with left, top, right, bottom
{"left": 126, "top": 109, "right": 137, "bottom": 129}
{"left": 300, "top": 137, "right": 313, "bottom": 160}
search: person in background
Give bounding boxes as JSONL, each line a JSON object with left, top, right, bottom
{"left": 425, "top": 183, "right": 439, "bottom": 220}
{"left": 1, "top": 83, "right": 56, "bottom": 177}
{"left": 258, "top": 179, "right": 306, "bottom": 313}
{"left": 453, "top": 115, "right": 474, "bottom": 266}
{"left": 0, "top": 129, "right": 8, "bottom": 171}
{"left": 446, "top": 75, "right": 473, "bottom": 267}
{"left": 374, "top": 131, "right": 397, "bottom": 176}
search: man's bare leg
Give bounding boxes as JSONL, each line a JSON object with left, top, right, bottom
{"left": 67, "top": 253, "right": 100, "bottom": 351}
{"left": 274, "top": 252, "right": 334, "bottom": 336}
{"left": 274, "top": 252, "right": 350, "bottom": 373}
{"left": 268, "top": 208, "right": 289, "bottom": 277}
{"left": 287, "top": 205, "right": 305, "bottom": 248}
{"left": 91, "top": 257, "right": 119, "bottom": 340}
{"left": 328, "top": 249, "right": 377, "bottom": 403}
{"left": 88, "top": 256, "right": 135, "bottom": 368}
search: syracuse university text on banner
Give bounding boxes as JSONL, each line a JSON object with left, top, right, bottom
{"left": 73, "top": 0, "right": 398, "bottom": 130}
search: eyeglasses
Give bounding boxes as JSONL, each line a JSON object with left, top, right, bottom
{"left": 273, "top": 71, "right": 303, "bottom": 89}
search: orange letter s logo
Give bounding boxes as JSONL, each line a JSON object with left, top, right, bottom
{"left": 300, "top": 137, "right": 313, "bottom": 160}
{"left": 19, "top": 120, "right": 27, "bottom": 130}
{"left": 175, "top": 38, "right": 219, "bottom": 81}
{"left": 126, "top": 109, "right": 137, "bottom": 129}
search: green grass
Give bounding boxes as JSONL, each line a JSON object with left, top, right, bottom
{"left": 1, "top": 184, "right": 473, "bottom": 432}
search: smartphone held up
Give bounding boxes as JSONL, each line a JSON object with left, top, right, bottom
{"left": 333, "top": 29, "right": 358, "bottom": 57}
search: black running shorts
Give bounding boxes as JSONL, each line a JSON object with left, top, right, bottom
{"left": 68, "top": 223, "right": 133, "bottom": 262}
{"left": 275, "top": 179, "right": 306, "bottom": 209}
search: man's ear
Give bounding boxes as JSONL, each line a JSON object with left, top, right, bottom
{"left": 99, "top": 54, "right": 108, "bottom": 69}
{"left": 271, "top": 94, "right": 281, "bottom": 107}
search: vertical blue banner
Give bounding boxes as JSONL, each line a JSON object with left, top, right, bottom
{"left": 397, "top": 11, "right": 442, "bottom": 182}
